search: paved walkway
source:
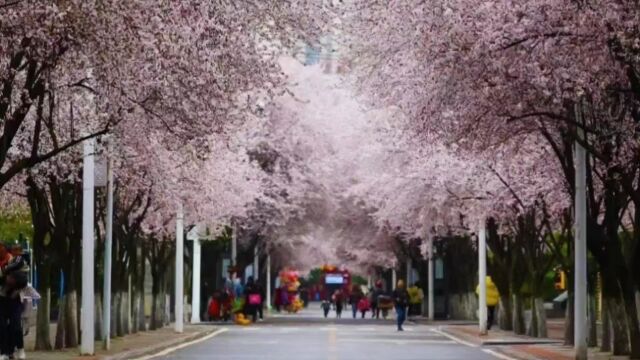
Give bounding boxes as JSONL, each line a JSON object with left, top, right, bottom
{"left": 441, "top": 325, "right": 630, "bottom": 360}
{"left": 23, "top": 325, "right": 216, "bottom": 360}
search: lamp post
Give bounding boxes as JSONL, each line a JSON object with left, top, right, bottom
{"left": 80, "top": 138, "right": 96, "bottom": 355}
{"left": 478, "top": 222, "right": 487, "bottom": 335}
{"left": 266, "top": 253, "right": 272, "bottom": 311}
{"left": 574, "top": 102, "right": 588, "bottom": 360}
{"left": 175, "top": 204, "right": 184, "bottom": 333}
{"left": 188, "top": 227, "right": 201, "bottom": 324}
{"left": 102, "top": 139, "right": 114, "bottom": 349}
{"left": 428, "top": 236, "right": 434, "bottom": 320}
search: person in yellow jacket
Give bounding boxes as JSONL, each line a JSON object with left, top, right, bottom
{"left": 407, "top": 282, "right": 424, "bottom": 316}
{"left": 475, "top": 276, "right": 500, "bottom": 330}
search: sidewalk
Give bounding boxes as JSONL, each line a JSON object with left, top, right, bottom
{"left": 440, "top": 325, "right": 629, "bottom": 360}
{"left": 24, "top": 325, "right": 217, "bottom": 360}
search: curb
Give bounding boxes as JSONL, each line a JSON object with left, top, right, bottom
{"left": 483, "top": 339, "right": 563, "bottom": 346}
{"left": 439, "top": 327, "right": 562, "bottom": 347}
{"left": 409, "top": 319, "right": 477, "bottom": 326}
{"left": 103, "top": 328, "right": 218, "bottom": 360}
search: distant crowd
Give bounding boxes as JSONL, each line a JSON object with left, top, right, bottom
{"left": 320, "top": 280, "right": 424, "bottom": 331}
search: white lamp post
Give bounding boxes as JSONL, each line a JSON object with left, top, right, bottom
{"left": 175, "top": 205, "right": 184, "bottom": 333}
{"left": 188, "top": 226, "right": 201, "bottom": 324}
{"left": 478, "top": 222, "right": 487, "bottom": 335}
{"left": 80, "top": 138, "right": 96, "bottom": 355}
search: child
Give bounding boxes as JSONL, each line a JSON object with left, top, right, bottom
{"left": 321, "top": 300, "right": 331, "bottom": 318}
{"left": 357, "top": 297, "right": 370, "bottom": 319}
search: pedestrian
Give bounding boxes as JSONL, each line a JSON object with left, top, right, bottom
{"left": 349, "top": 285, "right": 362, "bottom": 319}
{"left": 8, "top": 245, "right": 28, "bottom": 359}
{"left": 232, "top": 276, "right": 244, "bottom": 298}
{"left": 0, "top": 242, "right": 13, "bottom": 360}
{"left": 245, "top": 276, "right": 261, "bottom": 322}
{"left": 370, "top": 280, "right": 383, "bottom": 319}
{"left": 407, "top": 282, "right": 424, "bottom": 316}
{"left": 357, "top": 297, "right": 370, "bottom": 318}
{"left": 0, "top": 243, "right": 29, "bottom": 360}
{"left": 274, "top": 287, "right": 282, "bottom": 312}
{"left": 300, "top": 287, "right": 309, "bottom": 308}
{"left": 392, "top": 280, "right": 409, "bottom": 331}
{"left": 280, "top": 285, "right": 290, "bottom": 311}
{"left": 475, "top": 276, "right": 499, "bottom": 330}
{"left": 332, "top": 289, "right": 343, "bottom": 318}
{"left": 321, "top": 300, "right": 331, "bottom": 318}
{"left": 255, "top": 280, "right": 265, "bottom": 321}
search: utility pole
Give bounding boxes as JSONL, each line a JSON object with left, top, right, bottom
{"left": 190, "top": 228, "right": 201, "bottom": 324}
{"left": 254, "top": 245, "right": 259, "bottom": 280}
{"left": 175, "top": 204, "right": 184, "bottom": 333}
{"left": 574, "top": 101, "right": 588, "bottom": 360}
{"left": 428, "top": 236, "right": 435, "bottom": 320}
{"left": 479, "top": 222, "right": 487, "bottom": 335}
{"left": 102, "top": 139, "right": 114, "bottom": 349}
{"left": 231, "top": 223, "right": 237, "bottom": 266}
{"left": 266, "top": 253, "right": 272, "bottom": 311}
{"left": 80, "top": 138, "right": 96, "bottom": 355}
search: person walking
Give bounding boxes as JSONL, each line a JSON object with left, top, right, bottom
{"left": 7, "top": 245, "right": 28, "bottom": 360}
{"left": 255, "top": 280, "right": 265, "bottom": 321}
{"left": 349, "top": 285, "right": 362, "bottom": 319}
{"left": 245, "top": 276, "right": 261, "bottom": 322}
{"left": 321, "top": 299, "right": 331, "bottom": 318}
{"left": 332, "top": 289, "right": 343, "bottom": 318}
{"left": 0, "top": 242, "right": 13, "bottom": 360}
{"left": 0, "top": 243, "right": 29, "bottom": 360}
{"left": 407, "top": 282, "right": 424, "bottom": 316}
{"left": 357, "top": 296, "right": 370, "bottom": 318}
{"left": 370, "top": 280, "right": 383, "bottom": 319}
{"left": 274, "top": 287, "right": 282, "bottom": 312}
{"left": 476, "top": 276, "right": 500, "bottom": 330}
{"left": 392, "top": 280, "right": 409, "bottom": 331}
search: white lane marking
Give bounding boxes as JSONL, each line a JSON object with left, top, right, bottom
{"left": 482, "top": 348, "right": 518, "bottom": 360}
{"left": 131, "top": 328, "right": 228, "bottom": 360}
{"left": 431, "top": 328, "right": 479, "bottom": 348}
{"left": 239, "top": 327, "right": 261, "bottom": 331}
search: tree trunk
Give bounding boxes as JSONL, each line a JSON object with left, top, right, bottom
{"left": 35, "top": 265, "right": 52, "bottom": 350}
{"left": 609, "top": 296, "right": 630, "bottom": 355}
{"left": 601, "top": 296, "right": 611, "bottom": 352}
{"left": 138, "top": 293, "right": 146, "bottom": 332}
{"left": 151, "top": 273, "right": 161, "bottom": 330}
{"left": 621, "top": 284, "right": 640, "bottom": 359}
{"left": 588, "top": 294, "right": 597, "bottom": 347}
{"left": 64, "top": 290, "right": 79, "bottom": 348}
{"left": 137, "top": 242, "right": 147, "bottom": 332}
{"left": 115, "top": 292, "right": 124, "bottom": 337}
{"left": 54, "top": 297, "right": 65, "bottom": 350}
{"left": 533, "top": 297, "right": 547, "bottom": 338}
{"left": 95, "top": 293, "right": 103, "bottom": 341}
{"left": 121, "top": 290, "right": 130, "bottom": 335}
{"left": 512, "top": 294, "right": 526, "bottom": 335}
{"left": 564, "top": 293, "right": 575, "bottom": 345}
{"left": 498, "top": 295, "right": 513, "bottom": 331}
{"left": 110, "top": 292, "right": 117, "bottom": 338}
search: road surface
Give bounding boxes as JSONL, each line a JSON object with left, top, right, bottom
{"left": 154, "top": 305, "right": 501, "bottom": 360}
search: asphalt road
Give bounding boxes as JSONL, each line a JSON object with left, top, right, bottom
{"left": 155, "top": 306, "right": 500, "bottom": 360}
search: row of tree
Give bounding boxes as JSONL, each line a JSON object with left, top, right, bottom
{"left": 0, "top": 1, "right": 332, "bottom": 352}
{"left": 343, "top": 0, "right": 640, "bottom": 357}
